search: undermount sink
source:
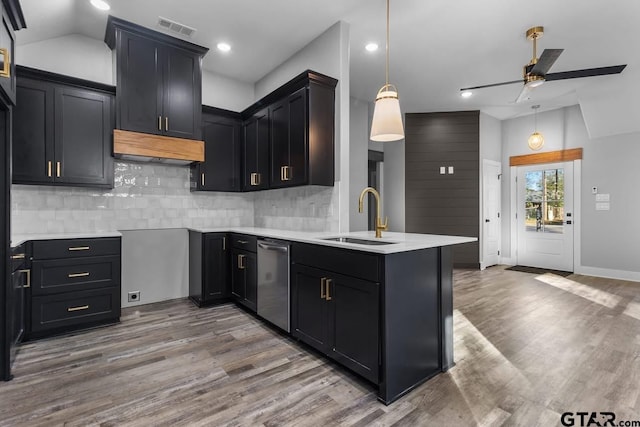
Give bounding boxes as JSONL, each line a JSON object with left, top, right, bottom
{"left": 321, "top": 237, "right": 394, "bottom": 246}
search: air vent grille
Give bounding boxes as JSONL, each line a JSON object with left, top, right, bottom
{"left": 158, "top": 17, "right": 196, "bottom": 37}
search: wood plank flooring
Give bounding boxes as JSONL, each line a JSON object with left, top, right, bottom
{"left": 1, "top": 266, "right": 639, "bottom": 426}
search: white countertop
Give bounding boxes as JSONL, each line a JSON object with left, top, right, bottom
{"left": 11, "top": 231, "right": 123, "bottom": 248}
{"left": 189, "top": 227, "right": 477, "bottom": 254}
{"left": 11, "top": 227, "right": 475, "bottom": 254}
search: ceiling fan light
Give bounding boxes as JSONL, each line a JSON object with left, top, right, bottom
{"left": 525, "top": 75, "right": 545, "bottom": 88}
{"left": 528, "top": 131, "right": 545, "bottom": 150}
{"left": 370, "top": 87, "right": 404, "bottom": 142}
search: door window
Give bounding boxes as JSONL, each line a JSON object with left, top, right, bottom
{"left": 524, "top": 168, "right": 564, "bottom": 234}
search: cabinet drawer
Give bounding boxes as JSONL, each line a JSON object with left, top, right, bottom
{"left": 32, "top": 237, "right": 120, "bottom": 260}
{"left": 292, "top": 243, "right": 380, "bottom": 282}
{"left": 31, "top": 287, "right": 120, "bottom": 333}
{"left": 230, "top": 234, "right": 257, "bottom": 252}
{"left": 32, "top": 255, "right": 120, "bottom": 296}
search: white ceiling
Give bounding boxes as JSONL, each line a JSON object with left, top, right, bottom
{"left": 16, "top": 0, "right": 640, "bottom": 123}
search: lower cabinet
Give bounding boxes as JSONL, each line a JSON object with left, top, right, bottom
{"left": 188, "top": 231, "right": 229, "bottom": 306}
{"left": 231, "top": 248, "right": 257, "bottom": 312}
{"left": 26, "top": 237, "right": 121, "bottom": 339}
{"left": 292, "top": 264, "right": 380, "bottom": 384}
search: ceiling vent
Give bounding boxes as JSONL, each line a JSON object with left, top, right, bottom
{"left": 158, "top": 17, "right": 196, "bottom": 37}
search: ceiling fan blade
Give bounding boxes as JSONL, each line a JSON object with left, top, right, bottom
{"left": 460, "top": 79, "right": 523, "bottom": 91}
{"left": 515, "top": 84, "right": 534, "bottom": 103}
{"left": 530, "top": 49, "right": 564, "bottom": 76}
{"left": 545, "top": 64, "right": 627, "bottom": 81}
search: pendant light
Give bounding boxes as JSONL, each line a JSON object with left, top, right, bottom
{"left": 370, "top": 0, "right": 404, "bottom": 142}
{"left": 528, "top": 105, "right": 544, "bottom": 151}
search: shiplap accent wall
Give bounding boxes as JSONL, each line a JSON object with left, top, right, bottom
{"left": 405, "top": 111, "right": 480, "bottom": 267}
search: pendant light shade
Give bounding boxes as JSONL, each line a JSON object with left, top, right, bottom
{"left": 528, "top": 105, "right": 544, "bottom": 151}
{"left": 371, "top": 85, "right": 404, "bottom": 142}
{"left": 370, "top": 0, "right": 404, "bottom": 142}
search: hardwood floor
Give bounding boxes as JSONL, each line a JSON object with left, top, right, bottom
{"left": 1, "top": 266, "right": 639, "bottom": 426}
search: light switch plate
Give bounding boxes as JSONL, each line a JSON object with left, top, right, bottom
{"left": 596, "top": 202, "right": 610, "bottom": 211}
{"left": 595, "top": 193, "right": 610, "bottom": 202}
{"left": 448, "top": 166, "right": 454, "bottom": 174}
{"left": 440, "top": 166, "right": 446, "bottom": 174}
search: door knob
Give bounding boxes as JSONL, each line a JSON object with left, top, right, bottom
{"left": 485, "top": 219, "right": 490, "bottom": 223}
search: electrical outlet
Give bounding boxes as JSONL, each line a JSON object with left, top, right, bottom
{"left": 127, "top": 291, "right": 141, "bottom": 303}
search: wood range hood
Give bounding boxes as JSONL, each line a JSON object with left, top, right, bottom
{"left": 113, "top": 129, "right": 204, "bottom": 165}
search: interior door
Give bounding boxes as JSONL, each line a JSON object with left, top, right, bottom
{"left": 517, "top": 161, "right": 574, "bottom": 271}
{"left": 482, "top": 160, "right": 501, "bottom": 268}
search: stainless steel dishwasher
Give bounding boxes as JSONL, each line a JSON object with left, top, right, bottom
{"left": 257, "top": 239, "right": 290, "bottom": 332}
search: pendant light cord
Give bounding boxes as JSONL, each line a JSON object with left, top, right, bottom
{"left": 386, "top": 0, "right": 390, "bottom": 86}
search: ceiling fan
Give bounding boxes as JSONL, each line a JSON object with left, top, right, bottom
{"left": 460, "top": 26, "right": 627, "bottom": 103}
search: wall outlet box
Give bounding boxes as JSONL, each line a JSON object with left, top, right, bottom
{"left": 127, "top": 291, "right": 141, "bottom": 302}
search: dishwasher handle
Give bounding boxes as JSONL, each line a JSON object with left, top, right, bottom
{"left": 258, "top": 241, "right": 289, "bottom": 253}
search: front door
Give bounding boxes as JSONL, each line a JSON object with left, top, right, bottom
{"left": 517, "top": 162, "right": 574, "bottom": 271}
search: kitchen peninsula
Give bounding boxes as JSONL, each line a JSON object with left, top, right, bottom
{"left": 13, "top": 227, "right": 475, "bottom": 404}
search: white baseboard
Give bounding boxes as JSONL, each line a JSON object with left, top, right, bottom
{"left": 575, "top": 265, "right": 640, "bottom": 283}
{"left": 499, "top": 257, "right": 516, "bottom": 266}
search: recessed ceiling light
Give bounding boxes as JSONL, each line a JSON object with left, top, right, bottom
{"left": 460, "top": 91, "right": 473, "bottom": 98}
{"left": 365, "top": 43, "right": 379, "bottom": 52}
{"left": 89, "top": 0, "right": 110, "bottom": 11}
{"left": 217, "top": 42, "right": 231, "bottom": 53}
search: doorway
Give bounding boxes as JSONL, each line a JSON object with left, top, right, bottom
{"left": 516, "top": 161, "right": 574, "bottom": 271}
{"left": 482, "top": 160, "right": 501, "bottom": 268}
{"left": 368, "top": 150, "right": 383, "bottom": 231}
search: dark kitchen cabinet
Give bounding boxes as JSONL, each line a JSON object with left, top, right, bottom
{"left": 265, "top": 72, "right": 336, "bottom": 189}
{"left": 231, "top": 247, "right": 257, "bottom": 312}
{"left": 26, "top": 237, "right": 121, "bottom": 340}
{"left": 106, "top": 16, "right": 208, "bottom": 141}
{"left": 242, "top": 108, "right": 269, "bottom": 191}
{"left": 188, "top": 231, "right": 230, "bottom": 307}
{"left": 191, "top": 107, "right": 241, "bottom": 192}
{"left": 12, "top": 68, "right": 114, "bottom": 188}
{"left": 0, "top": 3, "right": 18, "bottom": 105}
{"left": 292, "top": 262, "right": 379, "bottom": 384}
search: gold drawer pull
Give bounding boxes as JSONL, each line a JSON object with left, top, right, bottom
{"left": 0, "top": 48, "right": 10, "bottom": 78}
{"left": 68, "top": 246, "right": 90, "bottom": 251}
{"left": 320, "top": 277, "right": 326, "bottom": 299}
{"left": 250, "top": 172, "right": 261, "bottom": 186}
{"left": 56, "top": 161, "right": 61, "bottom": 178}
{"left": 201, "top": 173, "right": 205, "bottom": 187}
{"left": 68, "top": 272, "right": 90, "bottom": 278}
{"left": 238, "top": 254, "right": 245, "bottom": 269}
{"left": 67, "top": 305, "right": 89, "bottom": 312}
{"left": 325, "top": 278, "right": 332, "bottom": 301}
{"left": 47, "top": 161, "right": 52, "bottom": 177}
{"left": 11, "top": 253, "right": 25, "bottom": 260}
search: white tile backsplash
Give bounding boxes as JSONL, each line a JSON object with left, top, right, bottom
{"left": 11, "top": 161, "right": 339, "bottom": 235}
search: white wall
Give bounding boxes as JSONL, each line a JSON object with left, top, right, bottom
{"left": 254, "top": 21, "right": 350, "bottom": 233}
{"left": 501, "top": 105, "right": 640, "bottom": 279}
{"left": 18, "top": 34, "right": 114, "bottom": 84}
{"left": 382, "top": 137, "right": 405, "bottom": 232}
{"left": 349, "top": 97, "right": 369, "bottom": 231}
{"left": 202, "top": 69, "right": 254, "bottom": 112}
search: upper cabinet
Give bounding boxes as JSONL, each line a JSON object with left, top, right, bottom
{"left": 13, "top": 67, "right": 115, "bottom": 188}
{"left": 242, "top": 108, "right": 269, "bottom": 191}
{"left": 190, "top": 106, "right": 242, "bottom": 192}
{"left": 265, "top": 72, "right": 336, "bottom": 188}
{"left": 0, "top": 0, "right": 26, "bottom": 105}
{"left": 105, "top": 16, "right": 208, "bottom": 142}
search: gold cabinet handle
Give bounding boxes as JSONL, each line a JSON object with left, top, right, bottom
{"left": 11, "top": 253, "right": 25, "bottom": 260}
{"left": 201, "top": 173, "right": 205, "bottom": 187}
{"left": 320, "top": 277, "right": 326, "bottom": 299}
{"left": 67, "top": 305, "right": 89, "bottom": 312}
{"left": 56, "top": 161, "right": 61, "bottom": 178}
{"left": 281, "top": 165, "right": 291, "bottom": 181}
{"left": 19, "top": 269, "right": 30, "bottom": 288}
{"left": 68, "top": 272, "right": 90, "bottom": 278}
{"left": 325, "top": 278, "right": 332, "bottom": 301}
{"left": 165, "top": 117, "right": 169, "bottom": 131}
{"left": 68, "top": 246, "right": 90, "bottom": 251}
{"left": 280, "top": 166, "right": 285, "bottom": 182}
{"left": 0, "top": 48, "right": 10, "bottom": 78}
{"left": 250, "top": 172, "right": 260, "bottom": 186}
{"left": 158, "top": 116, "right": 162, "bottom": 131}
{"left": 238, "top": 254, "right": 245, "bottom": 269}
{"left": 47, "top": 161, "right": 52, "bottom": 177}
{"left": 222, "top": 236, "right": 226, "bottom": 251}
